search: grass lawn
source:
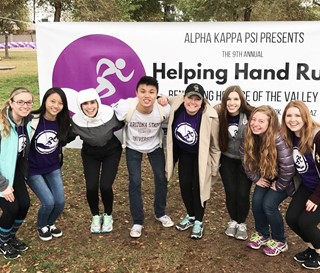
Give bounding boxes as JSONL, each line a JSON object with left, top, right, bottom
{"left": 0, "top": 49, "right": 39, "bottom": 107}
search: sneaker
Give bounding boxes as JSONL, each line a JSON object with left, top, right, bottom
{"left": 176, "top": 215, "right": 195, "bottom": 231}
{"left": 38, "top": 226, "right": 52, "bottom": 241}
{"left": 235, "top": 223, "right": 248, "bottom": 240}
{"left": 225, "top": 220, "right": 238, "bottom": 237}
{"left": 263, "top": 239, "right": 288, "bottom": 256}
{"left": 302, "top": 254, "right": 320, "bottom": 270}
{"left": 247, "top": 232, "right": 269, "bottom": 249}
{"left": 102, "top": 214, "right": 113, "bottom": 233}
{"left": 90, "top": 215, "right": 101, "bottom": 233}
{"left": 190, "top": 220, "right": 204, "bottom": 239}
{"left": 50, "top": 225, "right": 63, "bottom": 238}
{"left": 8, "top": 237, "right": 28, "bottom": 252}
{"left": 0, "top": 243, "right": 21, "bottom": 259}
{"left": 294, "top": 248, "right": 318, "bottom": 263}
{"left": 155, "top": 215, "right": 174, "bottom": 227}
{"left": 130, "top": 224, "right": 143, "bottom": 238}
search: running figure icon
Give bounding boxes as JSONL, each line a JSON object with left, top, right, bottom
{"left": 96, "top": 58, "right": 134, "bottom": 98}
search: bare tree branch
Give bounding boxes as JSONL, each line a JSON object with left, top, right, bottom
{"left": 313, "top": 0, "right": 320, "bottom": 6}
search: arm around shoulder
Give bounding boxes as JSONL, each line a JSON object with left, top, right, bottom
{"left": 112, "top": 97, "right": 135, "bottom": 121}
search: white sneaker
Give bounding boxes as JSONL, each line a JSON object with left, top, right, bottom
{"left": 155, "top": 215, "right": 174, "bottom": 227}
{"left": 225, "top": 220, "right": 238, "bottom": 237}
{"left": 235, "top": 223, "right": 248, "bottom": 240}
{"left": 130, "top": 224, "right": 143, "bottom": 238}
{"left": 102, "top": 214, "right": 113, "bottom": 233}
{"left": 49, "top": 224, "right": 63, "bottom": 238}
{"left": 90, "top": 215, "right": 101, "bottom": 233}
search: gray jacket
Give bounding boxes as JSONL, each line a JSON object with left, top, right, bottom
{"left": 223, "top": 113, "right": 248, "bottom": 160}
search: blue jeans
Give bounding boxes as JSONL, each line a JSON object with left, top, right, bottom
{"left": 252, "top": 185, "right": 288, "bottom": 243}
{"left": 126, "top": 147, "right": 168, "bottom": 225}
{"left": 27, "top": 169, "right": 65, "bottom": 228}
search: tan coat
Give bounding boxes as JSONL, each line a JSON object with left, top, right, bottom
{"left": 166, "top": 95, "right": 221, "bottom": 206}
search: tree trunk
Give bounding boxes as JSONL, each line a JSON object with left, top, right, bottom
{"left": 244, "top": 6, "right": 252, "bottom": 21}
{"left": 163, "top": 5, "right": 171, "bottom": 21}
{"left": 4, "top": 33, "right": 9, "bottom": 59}
{"left": 54, "top": 0, "right": 62, "bottom": 22}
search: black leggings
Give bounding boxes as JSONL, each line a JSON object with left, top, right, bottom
{"left": 219, "top": 154, "right": 252, "bottom": 223}
{"left": 286, "top": 184, "right": 320, "bottom": 249}
{"left": 178, "top": 150, "right": 205, "bottom": 222}
{"left": 0, "top": 167, "right": 30, "bottom": 229}
{"left": 81, "top": 137, "right": 122, "bottom": 216}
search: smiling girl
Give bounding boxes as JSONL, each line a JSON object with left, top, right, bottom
{"left": 240, "top": 105, "right": 295, "bottom": 256}
{"left": 281, "top": 100, "right": 320, "bottom": 270}
{"left": 0, "top": 87, "right": 33, "bottom": 259}
{"left": 215, "top": 86, "right": 254, "bottom": 240}
{"left": 72, "top": 88, "right": 123, "bottom": 234}
{"left": 166, "top": 83, "right": 220, "bottom": 239}
{"left": 27, "top": 88, "right": 71, "bottom": 242}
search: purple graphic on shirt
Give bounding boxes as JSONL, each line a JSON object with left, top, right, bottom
{"left": 52, "top": 34, "right": 145, "bottom": 112}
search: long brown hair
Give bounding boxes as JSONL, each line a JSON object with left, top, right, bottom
{"left": 281, "top": 100, "right": 320, "bottom": 154}
{"left": 217, "top": 85, "right": 254, "bottom": 152}
{"left": 243, "top": 105, "right": 279, "bottom": 180}
{"left": 0, "top": 87, "right": 33, "bottom": 138}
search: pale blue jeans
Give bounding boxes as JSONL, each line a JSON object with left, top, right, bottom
{"left": 27, "top": 169, "right": 65, "bottom": 228}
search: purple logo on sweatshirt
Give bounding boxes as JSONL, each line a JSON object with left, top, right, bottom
{"left": 52, "top": 34, "right": 145, "bottom": 112}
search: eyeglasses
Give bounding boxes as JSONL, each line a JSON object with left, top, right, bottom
{"left": 12, "top": 100, "right": 34, "bottom": 107}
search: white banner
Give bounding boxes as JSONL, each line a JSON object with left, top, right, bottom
{"left": 36, "top": 21, "right": 320, "bottom": 120}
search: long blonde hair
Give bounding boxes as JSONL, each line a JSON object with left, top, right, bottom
{"left": 281, "top": 100, "right": 320, "bottom": 154}
{"left": 243, "top": 105, "right": 279, "bottom": 180}
{"left": 0, "top": 87, "right": 33, "bottom": 138}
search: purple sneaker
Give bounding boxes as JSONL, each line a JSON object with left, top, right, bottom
{"left": 247, "top": 232, "right": 269, "bottom": 249}
{"left": 263, "top": 239, "right": 288, "bottom": 256}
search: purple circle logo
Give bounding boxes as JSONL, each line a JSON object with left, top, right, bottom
{"left": 52, "top": 34, "right": 145, "bottom": 113}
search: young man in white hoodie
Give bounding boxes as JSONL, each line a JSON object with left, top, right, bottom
{"left": 113, "top": 76, "right": 173, "bottom": 238}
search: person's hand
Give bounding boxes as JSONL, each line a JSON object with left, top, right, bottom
{"left": 157, "top": 96, "right": 168, "bottom": 106}
{"left": 270, "top": 182, "right": 277, "bottom": 190}
{"left": 1, "top": 185, "right": 14, "bottom": 202}
{"left": 256, "top": 178, "right": 271, "bottom": 188}
{"left": 306, "top": 199, "right": 318, "bottom": 212}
